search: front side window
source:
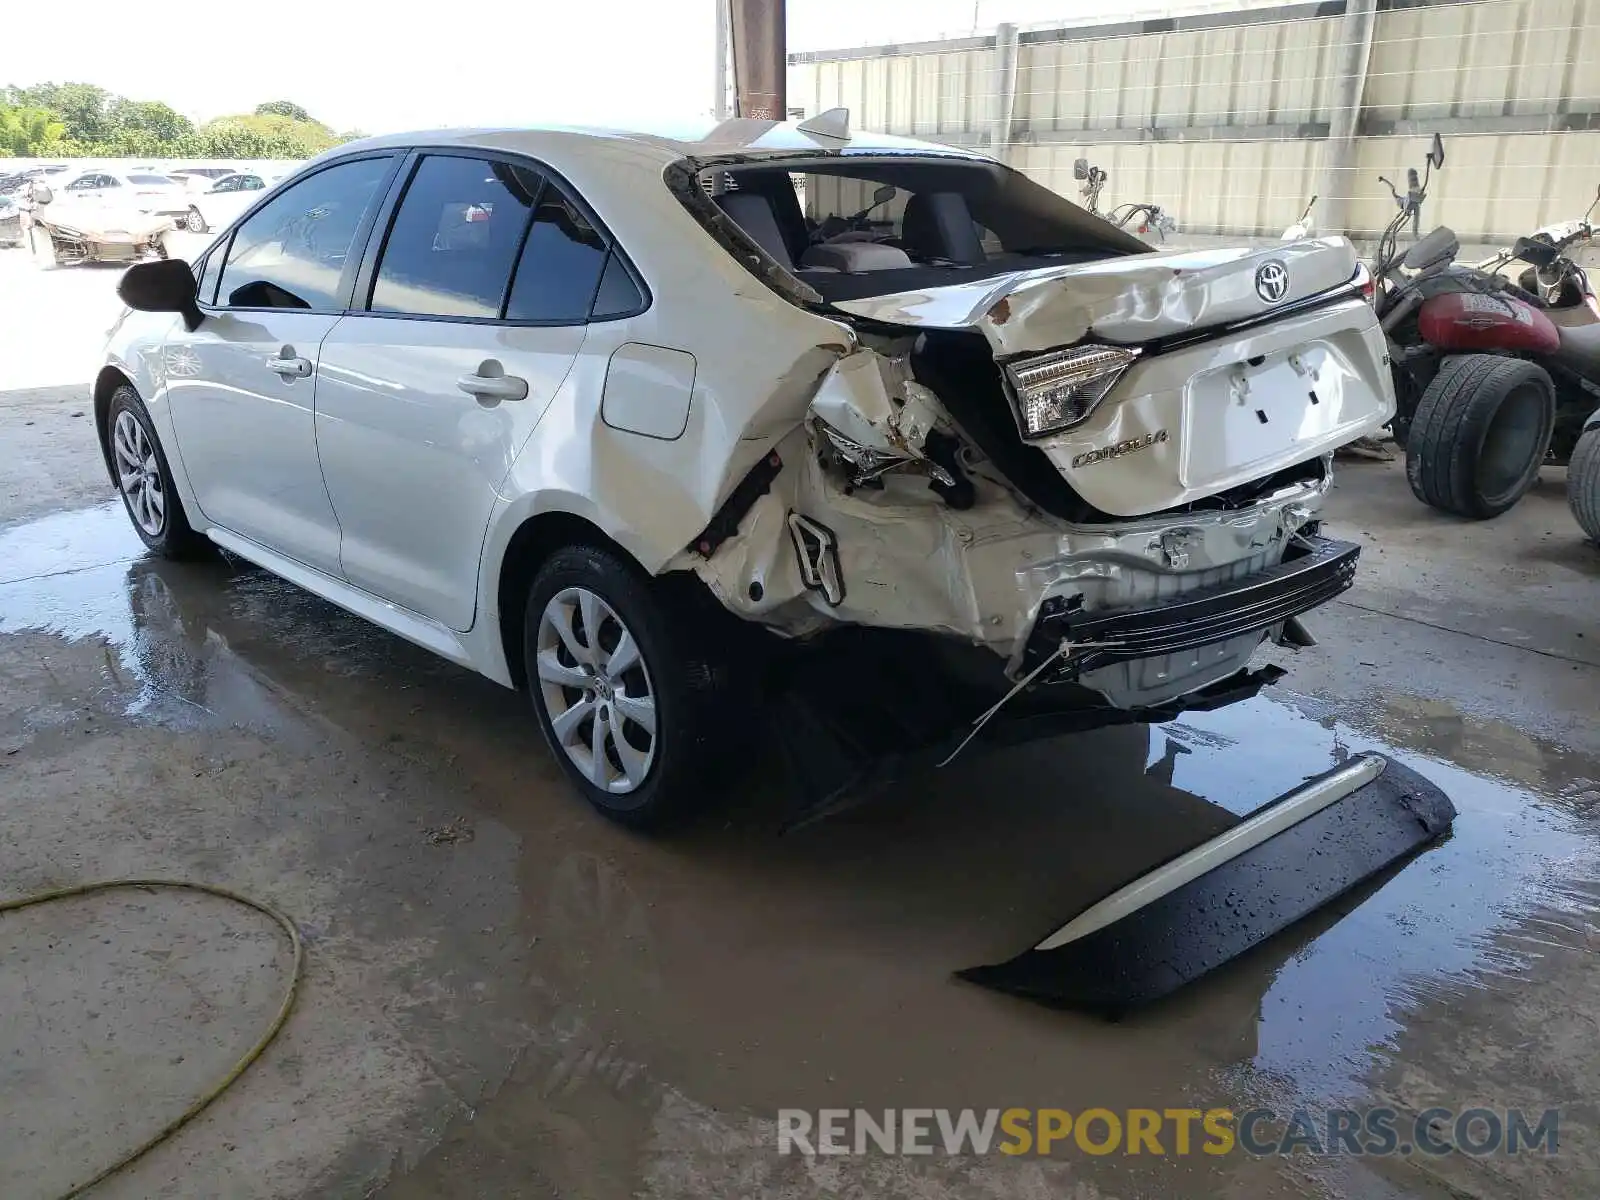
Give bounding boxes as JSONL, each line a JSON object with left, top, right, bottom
{"left": 197, "top": 245, "right": 225, "bottom": 306}
{"left": 370, "top": 155, "right": 542, "bottom": 319}
{"left": 217, "top": 155, "right": 393, "bottom": 311}
{"left": 67, "top": 176, "right": 95, "bottom": 191}
{"left": 98, "top": 175, "right": 122, "bottom": 189}
{"left": 213, "top": 177, "right": 240, "bottom": 193}
{"left": 504, "top": 187, "right": 609, "bottom": 322}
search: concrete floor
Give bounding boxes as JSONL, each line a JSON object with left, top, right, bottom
{"left": 2, "top": 246, "right": 1599, "bottom": 1200}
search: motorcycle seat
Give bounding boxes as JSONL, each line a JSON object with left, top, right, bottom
{"left": 1554, "top": 319, "right": 1600, "bottom": 378}
{"left": 1546, "top": 303, "right": 1600, "bottom": 328}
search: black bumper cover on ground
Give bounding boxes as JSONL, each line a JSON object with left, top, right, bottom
{"left": 957, "top": 754, "right": 1456, "bottom": 1013}
{"left": 1019, "top": 535, "right": 1361, "bottom": 676}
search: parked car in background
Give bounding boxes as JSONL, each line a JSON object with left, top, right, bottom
{"left": 52, "top": 169, "right": 192, "bottom": 226}
{"left": 0, "top": 164, "right": 68, "bottom": 195}
{"left": 181, "top": 172, "right": 277, "bottom": 233}
{"left": 28, "top": 177, "right": 173, "bottom": 265}
{"left": 0, "top": 194, "right": 21, "bottom": 247}
{"left": 168, "top": 166, "right": 241, "bottom": 194}
{"left": 98, "top": 118, "right": 1393, "bottom": 827}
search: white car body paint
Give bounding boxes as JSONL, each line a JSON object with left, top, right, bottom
{"left": 97, "top": 118, "right": 1394, "bottom": 711}
{"left": 163, "top": 309, "right": 349, "bottom": 577}
{"left": 314, "top": 315, "right": 588, "bottom": 631}
{"left": 600, "top": 344, "right": 696, "bottom": 441}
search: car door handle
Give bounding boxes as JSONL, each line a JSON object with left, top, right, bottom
{"left": 457, "top": 359, "right": 529, "bottom": 403}
{"left": 266, "top": 346, "right": 313, "bottom": 378}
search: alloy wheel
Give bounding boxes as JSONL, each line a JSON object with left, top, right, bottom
{"left": 535, "top": 586, "right": 658, "bottom": 794}
{"left": 113, "top": 409, "right": 166, "bottom": 538}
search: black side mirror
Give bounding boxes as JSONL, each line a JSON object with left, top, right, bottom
{"left": 1428, "top": 132, "right": 1445, "bottom": 169}
{"left": 118, "top": 259, "right": 203, "bottom": 331}
{"left": 1072, "top": 158, "right": 1089, "bottom": 181}
{"left": 1511, "top": 236, "right": 1560, "bottom": 268}
{"left": 872, "top": 184, "right": 896, "bottom": 207}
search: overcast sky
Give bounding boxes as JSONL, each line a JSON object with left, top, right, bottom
{"left": 0, "top": 0, "right": 1283, "bottom": 134}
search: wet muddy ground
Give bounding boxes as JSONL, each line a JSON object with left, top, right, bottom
{"left": 3, "top": 249, "right": 1600, "bottom": 1199}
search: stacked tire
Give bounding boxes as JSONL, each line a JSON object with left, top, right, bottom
{"left": 1569, "top": 419, "right": 1600, "bottom": 545}
{"left": 1404, "top": 354, "right": 1556, "bottom": 519}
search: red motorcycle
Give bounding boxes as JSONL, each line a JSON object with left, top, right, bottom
{"left": 1373, "top": 134, "right": 1600, "bottom": 518}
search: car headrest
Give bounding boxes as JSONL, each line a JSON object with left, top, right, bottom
{"left": 714, "top": 192, "right": 794, "bottom": 270}
{"left": 901, "top": 191, "right": 986, "bottom": 266}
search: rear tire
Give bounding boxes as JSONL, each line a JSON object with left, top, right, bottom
{"left": 1405, "top": 354, "right": 1555, "bottom": 519}
{"left": 522, "top": 545, "right": 734, "bottom": 831}
{"left": 1569, "top": 424, "right": 1600, "bottom": 545}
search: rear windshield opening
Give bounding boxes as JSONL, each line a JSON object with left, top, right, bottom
{"left": 691, "top": 156, "right": 1142, "bottom": 304}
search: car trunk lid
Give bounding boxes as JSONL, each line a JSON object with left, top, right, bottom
{"left": 826, "top": 236, "right": 1390, "bottom": 517}
{"left": 829, "top": 236, "right": 1360, "bottom": 355}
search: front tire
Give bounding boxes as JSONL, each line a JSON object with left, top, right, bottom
{"left": 1569, "top": 424, "right": 1600, "bottom": 545}
{"left": 185, "top": 207, "right": 207, "bottom": 234}
{"left": 1405, "top": 354, "right": 1555, "bottom": 519}
{"left": 523, "top": 545, "right": 731, "bottom": 830}
{"left": 106, "top": 385, "right": 210, "bottom": 559}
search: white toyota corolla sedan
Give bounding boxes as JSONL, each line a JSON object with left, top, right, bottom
{"left": 98, "top": 115, "right": 1393, "bottom": 826}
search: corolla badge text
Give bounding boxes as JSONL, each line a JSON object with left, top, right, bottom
{"left": 1072, "top": 429, "right": 1169, "bottom": 468}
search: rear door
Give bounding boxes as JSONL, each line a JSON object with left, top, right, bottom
{"left": 162, "top": 153, "right": 399, "bottom": 574}
{"left": 315, "top": 151, "right": 623, "bottom": 630}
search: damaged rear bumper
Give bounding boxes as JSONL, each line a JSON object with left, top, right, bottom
{"left": 958, "top": 752, "right": 1456, "bottom": 1012}
{"left": 1017, "top": 535, "right": 1359, "bottom": 678}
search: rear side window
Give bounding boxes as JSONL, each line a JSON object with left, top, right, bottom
{"left": 371, "top": 155, "right": 542, "bottom": 319}
{"left": 504, "top": 188, "right": 609, "bottom": 322}
{"left": 589, "top": 250, "right": 645, "bottom": 319}
{"left": 217, "top": 155, "right": 392, "bottom": 311}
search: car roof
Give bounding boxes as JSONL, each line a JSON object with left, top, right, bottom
{"left": 311, "top": 117, "right": 992, "bottom": 171}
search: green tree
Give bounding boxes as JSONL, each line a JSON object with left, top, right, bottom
{"left": 5, "top": 82, "right": 112, "bottom": 142}
{"left": 0, "top": 102, "right": 66, "bottom": 155}
{"left": 109, "top": 99, "right": 193, "bottom": 143}
{"left": 254, "top": 100, "right": 312, "bottom": 122}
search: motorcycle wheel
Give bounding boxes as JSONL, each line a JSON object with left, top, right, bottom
{"left": 1405, "top": 354, "right": 1555, "bottom": 519}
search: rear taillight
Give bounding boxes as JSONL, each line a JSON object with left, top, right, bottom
{"left": 1354, "top": 263, "right": 1376, "bottom": 304}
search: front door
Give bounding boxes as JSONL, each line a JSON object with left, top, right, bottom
{"left": 163, "top": 154, "right": 397, "bottom": 577}
{"left": 315, "top": 153, "right": 620, "bottom": 630}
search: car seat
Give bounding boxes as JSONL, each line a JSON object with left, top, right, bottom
{"left": 714, "top": 192, "right": 795, "bottom": 270}
{"left": 901, "top": 192, "right": 986, "bottom": 266}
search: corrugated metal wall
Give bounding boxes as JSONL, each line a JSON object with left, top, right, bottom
{"left": 789, "top": 0, "right": 1600, "bottom": 240}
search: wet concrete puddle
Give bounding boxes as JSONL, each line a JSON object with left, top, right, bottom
{"left": 3, "top": 501, "right": 1598, "bottom": 1197}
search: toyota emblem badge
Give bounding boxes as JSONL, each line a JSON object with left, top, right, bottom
{"left": 1255, "top": 260, "right": 1290, "bottom": 304}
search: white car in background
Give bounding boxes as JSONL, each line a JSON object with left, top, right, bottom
{"left": 168, "top": 166, "right": 239, "bottom": 193}
{"left": 50, "top": 168, "right": 192, "bottom": 226}
{"left": 181, "top": 172, "right": 278, "bottom": 234}
{"left": 95, "top": 118, "right": 1393, "bottom": 827}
